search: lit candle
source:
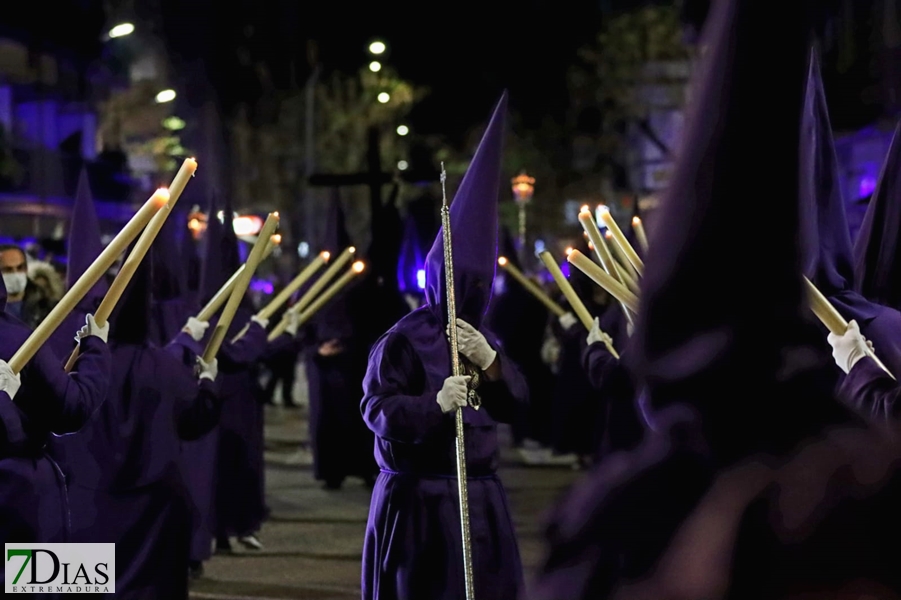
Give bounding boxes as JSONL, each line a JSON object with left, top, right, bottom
{"left": 268, "top": 261, "right": 366, "bottom": 341}
{"left": 498, "top": 256, "right": 566, "bottom": 317}
{"left": 8, "top": 189, "right": 169, "bottom": 373}
{"left": 599, "top": 208, "right": 644, "bottom": 275}
{"left": 196, "top": 236, "right": 279, "bottom": 321}
{"left": 804, "top": 277, "right": 895, "bottom": 379}
{"left": 568, "top": 250, "right": 639, "bottom": 313}
{"left": 578, "top": 208, "right": 635, "bottom": 326}
{"left": 203, "top": 213, "right": 280, "bottom": 362}
{"left": 632, "top": 216, "right": 649, "bottom": 253}
{"left": 267, "top": 246, "right": 356, "bottom": 339}
{"left": 604, "top": 229, "right": 640, "bottom": 291}
{"left": 230, "top": 250, "right": 332, "bottom": 343}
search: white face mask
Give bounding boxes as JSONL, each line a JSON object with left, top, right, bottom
{"left": 2, "top": 272, "right": 27, "bottom": 296}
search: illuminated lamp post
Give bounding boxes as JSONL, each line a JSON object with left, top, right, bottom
{"left": 511, "top": 171, "right": 535, "bottom": 263}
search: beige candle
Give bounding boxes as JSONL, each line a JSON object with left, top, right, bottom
{"left": 568, "top": 250, "right": 640, "bottom": 313}
{"left": 196, "top": 235, "right": 280, "bottom": 321}
{"left": 8, "top": 189, "right": 169, "bottom": 373}
{"left": 632, "top": 216, "right": 649, "bottom": 253}
{"left": 803, "top": 277, "right": 895, "bottom": 379}
{"left": 579, "top": 208, "right": 636, "bottom": 325}
{"left": 498, "top": 256, "right": 566, "bottom": 317}
{"left": 604, "top": 229, "right": 641, "bottom": 287}
{"left": 230, "top": 250, "right": 331, "bottom": 343}
{"left": 267, "top": 246, "right": 356, "bottom": 339}
{"left": 599, "top": 208, "right": 644, "bottom": 275}
{"left": 536, "top": 251, "right": 592, "bottom": 329}
{"left": 202, "top": 213, "right": 280, "bottom": 362}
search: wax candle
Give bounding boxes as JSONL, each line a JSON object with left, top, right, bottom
{"left": 599, "top": 208, "right": 644, "bottom": 275}
{"left": 632, "top": 216, "right": 649, "bottom": 253}
{"left": 498, "top": 256, "right": 566, "bottom": 317}
{"left": 9, "top": 189, "right": 169, "bottom": 373}
{"left": 196, "top": 236, "right": 279, "bottom": 321}
{"left": 568, "top": 250, "right": 639, "bottom": 313}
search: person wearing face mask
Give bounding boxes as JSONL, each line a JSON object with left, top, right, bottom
{"left": 0, "top": 244, "right": 56, "bottom": 328}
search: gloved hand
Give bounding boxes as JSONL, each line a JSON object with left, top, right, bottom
{"left": 75, "top": 314, "right": 109, "bottom": 344}
{"left": 449, "top": 318, "right": 497, "bottom": 371}
{"left": 587, "top": 317, "right": 613, "bottom": 348}
{"left": 558, "top": 312, "right": 578, "bottom": 330}
{"left": 827, "top": 320, "right": 869, "bottom": 374}
{"left": 285, "top": 311, "right": 301, "bottom": 336}
{"left": 251, "top": 315, "right": 269, "bottom": 329}
{"left": 183, "top": 317, "right": 209, "bottom": 342}
{"left": 0, "top": 359, "right": 21, "bottom": 400}
{"left": 437, "top": 375, "right": 470, "bottom": 413}
{"left": 196, "top": 357, "right": 218, "bottom": 382}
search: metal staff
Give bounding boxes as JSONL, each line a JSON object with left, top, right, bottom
{"left": 441, "top": 162, "right": 476, "bottom": 600}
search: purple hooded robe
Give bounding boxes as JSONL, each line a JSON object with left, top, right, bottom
{"left": 0, "top": 272, "right": 111, "bottom": 587}
{"left": 360, "top": 91, "right": 528, "bottom": 600}
{"left": 49, "top": 245, "right": 222, "bottom": 600}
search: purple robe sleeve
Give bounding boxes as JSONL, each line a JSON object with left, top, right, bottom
{"left": 21, "top": 335, "right": 110, "bottom": 434}
{"left": 361, "top": 332, "right": 449, "bottom": 444}
{"left": 837, "top": 357, "right": 901, "bottom": 423}
{"left": 0, "top": 392, "right": 25, "bottom": 454}
{"left": 219, "top": 321, "right": 267, "bottom": 369}
{"left": 176, "top": 378, "right": 223, "bottom": 441}
{"left": 478, "top": 335, "right": 528, "bottom": 424}
{"left": 582, "top": 341, "right": 617, "bottom": 390}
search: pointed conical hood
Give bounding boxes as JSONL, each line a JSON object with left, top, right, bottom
{"left": 800, "top": 50, "right": 856, "bottom": 297}
{"left": 67, "top": 168, "right": 108, "bottom": 299}
{"left": 424, "top": 91, "right": 508, "bottom": 328}
{"left": 368, "top": 182, "right": 404, "bottom": 287}
{"left": 398, "top": 211, "right": 425, "bottom": 294}
{"left": 628, "top": 0, "right": 834, "bottom": 465}
{"left": 853, "top": 119, "right": 901, "bottom": 309}
{"left": 322, "top": 188, "right": 352, "bottom": 254}
{"left": 108, "top": 239, "right": 152, "bottom": 345}
{"left": 151, "top": 213, "right": 188, "bottom": 302}
{"left": 199, "top": 195, "right": 233, "bottom": 305}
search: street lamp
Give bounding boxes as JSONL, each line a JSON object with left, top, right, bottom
{"left": 369, "top": 40, "right": 386, "bottom": 55}
{"left": 155, "top": 89, "right": 176, "bottom": 103}
{"left": 108, "top": 23, "right": 135, "bottom": 38}
{"left": 396, "top": 125, "right": 409, "bottom": 136}
{"left": 369, "top": 61, "right": 382, "bottom": 72}
{"left": 511, "top": 171, "right": 535, "bottom": 263}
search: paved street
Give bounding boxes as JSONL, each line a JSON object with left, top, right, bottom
{"left": 188, "top": 397, "right": 581, "bottom": 600}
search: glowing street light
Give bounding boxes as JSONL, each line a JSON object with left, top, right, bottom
{"left": 108, "top": 23, "right": 134, "bottom": 38}
{"left": 511, "top": 171, "right": 536, "bottom": 262}
{"left": 397, "top": 160, "right": 409, "bottom": 170}
{"left": 396, "top": 125, "right": 409, "bottom": 136}
{"left": 377, "top": 92, "right": 390, "bottom": 103}
{"left": 369, "top": 61, "right": 382, "bottom": 72}
{"left": 155, "top": 89, "right": 176, "bottom": 103}
{"left": 369, "top": 40, "right": 386, "bottom": 55}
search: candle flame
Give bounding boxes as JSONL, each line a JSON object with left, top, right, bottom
{"left": 580, "top": 205, "right": 590, "bottom": 213}
{"left": 154, "top": 188, "right": 170, "bottom": 205}
{"left": 632, "top": 216, "right": 641, "bottom": 225}
{"left": 272, "top": 211, "right": 280, "bottom": 218}
{"left": 321, "top": 251, "right": 331, "bottom": 261}
{"left": 352, "top": 261, "right": 365, "bottom": 273}
{"left": 349, "top": 246, "right": 356, "bottom": 253}
{"left": 272, "top": 234, "right": 282, "bottom": 244}
{"left": 498, "top": 256, "right": 508, "bottom": 266}
{"left": 565, "top": 247, "right": 573, "bottom": 256}
{"left": 605, "top": 230, "right": 613, "bottom": 239}
{"left": 588, "top": 242, "right": 594, "bottom": 250}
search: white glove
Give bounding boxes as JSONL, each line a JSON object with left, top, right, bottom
{"left": 251, "top": 315, "right": 270, "bottom": 329}
{"left": 183, "top": 317, "right": 209, "bottom": 342}
{"left": 76, "top": 314, "right": 109, "bottom": 344}
{"left": 587, "top": 317, "right": 613, "bottom": 348}
{"left": 558, "top": 312, "right": 578, "bottom": 330}
{"left": 437, "top": 375, "right": 470, "bottom": 413}
{"left": 827, "top": 320, "right": 869, "bottom": 374}
{"left": 196, "top": 357, "right": 218, "bottom": 381}
{"left": 285, "top": 311, "right": 301, "bottom": 336}
{"left": 449, "top": 318, "right": 497, "bottom": 371}
{"left": 0, "top": 359, "right": 21, "bottom": 400}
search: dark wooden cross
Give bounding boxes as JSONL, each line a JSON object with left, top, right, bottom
{"left": 308, "top": 126, "right": 440, "bottom": 224}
